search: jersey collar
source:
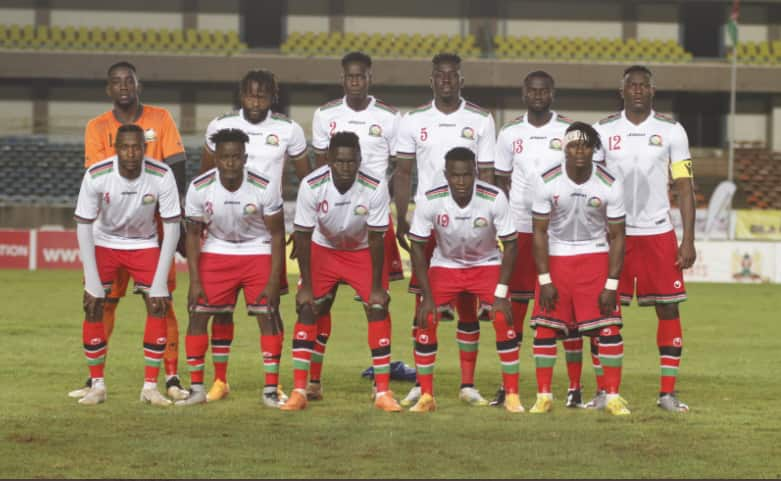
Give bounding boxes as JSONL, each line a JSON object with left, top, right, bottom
{"left": 239, "top": 108, "right": 271, "bottom": 125}
{"left": 621, "top": 108, "right": 655, "bottom": 128}
{"left": 523, "top": 110, "right": 557, "bottom": 129}
{"left": 343, "top": 95, "right": 375, "bottom": 113}
{"left": 432, "top": 97, "right": 465, "bottom": 116}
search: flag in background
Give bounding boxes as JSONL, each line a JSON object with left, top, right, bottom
{"left": 727, "top": 0, "right": 740, "bottom": 46}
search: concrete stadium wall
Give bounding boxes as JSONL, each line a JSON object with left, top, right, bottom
{"left": 0, "top": 4, "right": 35, "bottom": 24}
{"left": 636, "top": 4, "right": 679, "bottom": 41}
{"left": 286, "top": 0, "right": 330, "bottom": 34}
{"left": 505, "top": 1, "right": 622, "bottom": 39}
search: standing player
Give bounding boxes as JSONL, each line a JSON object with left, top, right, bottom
{"left": 74, "top": 124, "right": 181, "bottom": 406}
{"left": 407, "top": 147, "right": 521, "bottom": 413}
{"left": 71, "top": 61, "right": 188, "bottom": 401}
{"left": 308, "top": 51, "right": 403, "bottom": 400}
{"left": 592, "top": 65, "right": 695, "bottom": 413}
{"left": 529, "top": 122, "right": 628, "bottom": 416}
{"left": 493, "top": 71, "right": 588, "bottom": 408}
{"left": 197, "top": 69, "right": 309, "bottom": 402}
{"left": 280, "top": 132, "right": 400, "bottom": 412}
{"left": 176, "top": 129, "right": 286, "bottom": 407}
{"left": 394, "top": 53, "right": 497, "bottom": 407}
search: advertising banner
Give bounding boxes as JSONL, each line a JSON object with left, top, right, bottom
{"left": 734, "top": 210, "right": 781, "bottom": 241}
{"left": 0, "top": 230, "right": 31, "bottom": 269}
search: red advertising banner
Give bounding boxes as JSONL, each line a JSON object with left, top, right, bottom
{"left": 0, "top": 230, "right": 31, "bottom": 269}
{"left": 37, "top": 230, "right": 81, "bottom": 270}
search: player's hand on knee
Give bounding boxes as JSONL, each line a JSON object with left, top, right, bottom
{"left": 598, "top": 289, "right": 617, "bottom": 317}
{"left": 188, "top": 280, "right": 206, "bottom": 314}
{"left": 83, "top": 291, "right": 105, "bottom": 322}
{"left": 256, "top": 283, "right": 280, "bottom": 314}
{"left": 396, "top": 218, "right": 410, "bottom": 252}
{"left": 287, "top": 234, "right": 298, "bottom": 259}
{"left": 149, "top": 296, "right": 169, "bottom": 317}
{"left": 492, "top": 297, "right": 513, "bottom": 327}
{"left": 539, "top": 284, "right": 558, "bottom": 312}
{"left": 415, "top": 295, "right": 435, "bottom": 329}
{"left": 368, "top": 287, "right": 390, "bottom": 313}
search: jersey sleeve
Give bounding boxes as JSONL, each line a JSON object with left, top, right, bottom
{"left": 367, "top": 182, "right": 391, "bottom": 232}
{"left": 159, "top": 109, "right": 186, "bottom": 161}
{"left": 387, "top": 111, "right": 402, "bottom": 157}
{"left": 408, "top": 199, "right": 433, "bottom": 242}
{"left": 669, "top": 122, "right": 692, "bottom": 163}
{"left": 494, "top": 127, "right": 514, "bottom": 175}
{"left": 395, "top": 113, "right": 417, "bottom": 158}
{"left": 184, "top": 182, "right": 203, "bottom": 221}
{"left": 157, "top": 169, "right": 182, "bottom": 221}
{"left": 591, "top": 122, "right": 607, "bottom": 163}
{"left": 287, "top": 121, "right": 308, "bottom": 158}
{"left": 606, "top": 178, "right": 626, "bottom": 222}
{"left": 262, "top": 183, "right": 284, "bottom": 217}
{"left": 204, "top": 117, "right": 219, "bottom": 153}
{"left": 293, "top": 182, "right": 317, "bottom": 232}
{"left": 476, "top": 114, "right": 496, "bottom": 167}
{"left": 74, "top": 172, "right": 100, "bottom": 222}
{"left": 530, "top": 175, "right": 552, "bottom": 218}
{"left": 84, "top": 118, "right": 110, "bottom": 168}
{"left": 492, "top": 191, "right": 516, "bottom": 239}
{"left": 311, "top": 109, "right": 330, "bottom": 152}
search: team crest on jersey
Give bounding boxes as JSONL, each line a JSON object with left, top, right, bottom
{"left": 587, "top": 196, "right": 602, "bottom": 208}
{"left": 649, "top": 134, "right": 663, "bottom": 147}
{"left": 266, "top": 134, "right": 280, "bottom": 146}
{"left": 243, "top": 203, "right": 258, "bottom": 215}
{"left": 473, "top": 217, "right": 488, "bottom": 228}
{"left": 142, "top": 193, "right": 156, "bottom": 205}
{"left": 353, "top": 204, "right": 368, "bottom": 216}
{"left": 144, "top": 128, "right": 157, "bottom": 142}
{"left": 461, "top": 127, "right": 475, "bottom": 140}
{"left": 549, "top": 138, "right": 562, "bottom": 151}
{"left": 368, "top": 124, "right": 382, "bottom": 137}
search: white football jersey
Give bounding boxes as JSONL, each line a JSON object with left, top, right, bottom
{"left": 396, "top": 99, "right": 495, "bottom": 201}
{"left": 74, "top": 157, "right": 181, "bottom": 249}
{"left": 204, "top": 109, "right": 307, "bottom": 195}
{"left": 531, "top": 161, "right": 625, "bottom": 256}
{"left": 409, "top": 180, "right": 514, "bottom": 268}
{"left": 294, "top": 165, "right": 389, "bottom": 251}
{"left": 593, "top": 110, "right": 691, "bottom": 236}
{"left": 185, "top": 168, "right": 283, "bottom": 255}
{"left": 495, "top": 111, "right": 571, "bottom": 233}
{"left": 311, "top": 96, "right": 400, "bottom": 180}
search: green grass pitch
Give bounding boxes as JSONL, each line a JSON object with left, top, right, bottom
{"left": 1, "top": 269, "right": 780, "bottom": 478}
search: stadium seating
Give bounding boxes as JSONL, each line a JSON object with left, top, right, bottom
{"left": 0, "top": 24, "right": 247, "bottom": 55}
{"left": 0, "top": 137, "right": 307, "bottom": 206}
{"left": 733, "top": 143, "right": 781, "bottom": 209}
{"left": 728, "top": 40, "right": 781, "bottom": 65}
{"left": 493, "top": 36, "right": 693, "bottom": 63}
{"left": 279, "top": 32, "right": 481, "bottom": 58}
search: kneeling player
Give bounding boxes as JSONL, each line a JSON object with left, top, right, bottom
{"left": 281, "top": 132, "right": 400, "bottom": 412}
{"left": 407, "top": 147, "right": 522, "bottom": 413}
{"left": 177, "top": 129, "right": 286, "bottom": 407}
{"left": 74, "top": 124, "right": 181, "bottom": 406}
{"left": 529, "top": 122, "right": 628, "bottom": 415}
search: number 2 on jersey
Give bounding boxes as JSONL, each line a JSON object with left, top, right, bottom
{"left": 608, "top": 135, "right": 621, "bottom": 151}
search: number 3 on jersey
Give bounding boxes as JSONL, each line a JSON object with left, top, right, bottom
{"left": 608, "top": 135, "right": 621, "bottom": 151}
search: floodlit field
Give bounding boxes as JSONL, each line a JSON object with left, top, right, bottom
{"left": 1, "top": 270, "right": 779, "bottom": 479}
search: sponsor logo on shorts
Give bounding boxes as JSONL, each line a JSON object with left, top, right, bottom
{"left": 473, "top": 217, "right": 488, "bottom": 228}
{"left": 142, "top": 193, "right": 156, "bottom": 205}
{"left": 602, "top": 327, "right": 612, "bottom": 336}
{"left": 296, "top": 330, "right": 307, "bottom": 340}
{"left": 588, "top": 196, "right": 603, "bottom": 208}
{"left": 461, "top": 127, "right": 475, "bottom": 140}
{"left": 369, "top": 124, "right": 382, "bottom": 137}
{"left": 262, "top": 351, "right": 272, "bottom": 358}
{"left": 649, "top": 134, "right": 663, "bottom": 146}
{"left": 418, "top": 334, "right": 429, "bottom": 344}
{"left": 673, "top": 337, "right": 682, "bottom": 347}
{"left": 354, "top": 204, "right": 368, "bottom": 216}
{"left": 144, "top": 128, "right": 157, "bottom": 142}
{"left": 379, "top": 337, "right": 390, "bottom": 347}
{"left": 674, "top": 280, "right": 682, "bottom": 289}
{"left": 156, "top": 336, "right": 167, "bottom": 344}
{"left": 244, "top": 203, "right": 258, "bottom": 215}
{"left": 266, "top": 134, "right": 279, "bottom": 146}
{"left": 549, "top": 138, "right": 562, "bottom": 151}
{"left": 506, "top": 330, "right": 516, "bottom": 339}
{"left": 89, "top": 337, "right": 102, "bottom": 345}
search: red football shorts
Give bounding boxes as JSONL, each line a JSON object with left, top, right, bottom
{"left": 619, "top": 230, "right": 687, "bottom": 306}
{"left": 311, "top": 242, "right": 389, "bottom": 303}
{"left": 195, "top": 253, "right": 273, "bottom": 315}
{"left": 95, "top": 246, "right": 160, "bottom": 295}
{"left": 428, "top": 265, "right": 501, "bottom": 310}
{"left": 531, "top": 253, "right": 622, "bottom": 335}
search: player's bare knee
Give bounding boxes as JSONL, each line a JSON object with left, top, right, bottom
{"left": 187, "top": 313, "right": 210, "bottom": 335}
{"left": 366, "top": 305, "right": 387, "bottom": 321}
{"left": 297, "top": 303, "right": 316, "bottom": 325}
{"left": 655, "top": 303, "right": 679, "bottom": 320}
{"left": 213, "top": 312, "right": 234, "bottom": 325}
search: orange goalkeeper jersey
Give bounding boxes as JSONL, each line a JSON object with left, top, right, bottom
{"left": 84, "top": 104, "right": 185, "bottom": 167}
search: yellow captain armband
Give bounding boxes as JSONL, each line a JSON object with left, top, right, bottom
{"left": 670, "top": 159, "right": 693, "bottom": 180}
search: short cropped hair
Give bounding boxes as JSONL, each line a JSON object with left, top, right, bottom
{"left": 342, "top": 51, "right": 372, "bottom": 69}
{"left": 564, "top": 121, "right": 602, "bottom": 151}
{"left": 623, "top": 65, "right": 654, "bottom": 86}
{"left": 209, "top": 128, "right": 250, "bottom": 147}
{"left": 328, "top": 131, "right": 361, "bottom": 153}
{"left": 444, "top": 147, "right": 476, "bottom": 167}
{"left": 107, "top": 61, "right": 137, "bottom": 77}
{"left": 240, "top": 69, "right": 279, "bottom": 101}
{"left": 432, "top": 52, "right": 462, "bottom": 68}
{"left": 524, "top": 70, "right": 555, "bottom": 88}
{"left": 116, "top": 124, "right": 144, "bottom": 139}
